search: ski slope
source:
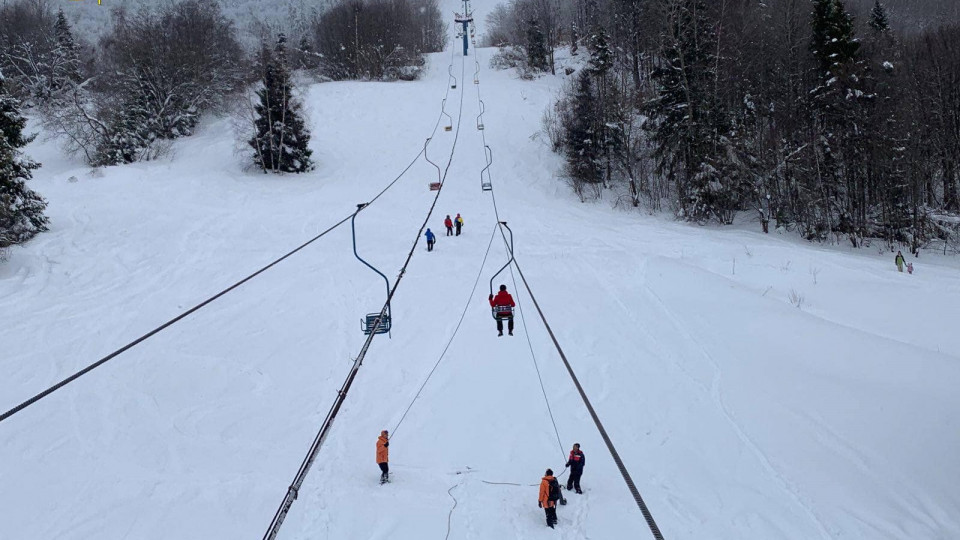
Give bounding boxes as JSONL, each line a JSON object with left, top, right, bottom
{"left": 3, "top": 17, "right": 960, "bottom": 540}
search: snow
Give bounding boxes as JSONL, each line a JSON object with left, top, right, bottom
{"left": 3, "top": 21, "right": 960, "bottom": 540}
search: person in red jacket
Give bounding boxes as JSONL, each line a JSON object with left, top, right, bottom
{"left": 564, "top": 443, "right": 585, "bottom": 494}
{"left": 489, "top": 284, "right": 515, "bottom": 336}
{"left": 444, "top": 215, "right": 454, "bottom": 236}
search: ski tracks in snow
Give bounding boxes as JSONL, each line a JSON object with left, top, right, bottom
{"left": 637, "top": 257, "right": 833, "bottom": 540}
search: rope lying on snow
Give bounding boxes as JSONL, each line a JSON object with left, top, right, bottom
{"left": 510, "top": 257, "right": 666, "bottom": 540}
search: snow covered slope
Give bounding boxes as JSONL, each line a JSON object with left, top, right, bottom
{"left": 2, "top": 22, "right": 960, "bottom": 540}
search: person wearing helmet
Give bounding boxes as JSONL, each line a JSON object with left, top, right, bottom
{"left": 489, "top": 284, "right": 515, "bottom": 336}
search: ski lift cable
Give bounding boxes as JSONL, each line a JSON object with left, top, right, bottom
{"left": 508, "top": 254, "right": 666, "bottom": 540}
{"left": 261, "top": 51, "right": 469, "bottom": 540}
{"left": 0, "top": 46, "right": 458, "bottom": 426}
{"left": 471, "top": 42, "right": 665, "bottom": 540}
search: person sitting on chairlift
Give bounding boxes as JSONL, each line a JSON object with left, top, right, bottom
{"left": 489, "top": 284, "right": 515, "bottom": 336}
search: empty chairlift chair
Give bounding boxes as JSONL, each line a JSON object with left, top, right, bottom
{"left": 480, "top": 145, "right": 493, "bottom": 191}
{"left": 351, "top": 204, "right": 392, "bottom": 336}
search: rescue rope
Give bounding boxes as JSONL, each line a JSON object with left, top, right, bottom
{"left": 510, "top": 257, "right": 666, "bottom": 540}
{"left": 444, "top": 481, "right": 462, "bottom": 540}
{"left": 262, "top": 51, "right": 469, "bottom": 540}
{"left": 390, "top": 224, "right": 498, "bottom": 438}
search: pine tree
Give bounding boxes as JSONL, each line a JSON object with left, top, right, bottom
{"left": 51, "top": 9, "right": 82, "bottom": 93}
{"left": 564, "top": 72, "right": 602, "bottom": 186}
{"left": 647, "top": 0, "right": 726, "bottom": 221}
{"left": 0, "top": 72, "right": 48, "bottom": 248}
{"left": 570, "top": 24, "right": 579, "bottom": 56}
{"left": 809, "top": 0, "right": 867, "bottom": 237}
{"left": 810, "top": 0, "right": 860, "bottom": 79}
{"left": 249, "top": 34, "right": 313, "bottom": 174}
{"left": 586, "top": 26, "right": 613, "bottom": 76}
{"left": 525, "top": 18, "right": 548, "bottom": 72}
{"left": 868, "top": 1, "right": 890, "bottom": 34}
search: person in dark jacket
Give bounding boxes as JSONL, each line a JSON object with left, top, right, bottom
{"left": 564, "top": 443, "right": 585, "bottom": 494}
{"left": 895, "top": 250, "right": 905, "bottom": 272}
{"left": 425, "top": 228, "right": 436, "bottom": 251}
{"left": 444, "top": 215, "right": 454, "bottom": 236}
{"left": 489, "top": 284, "right": 515, "bottom": 336}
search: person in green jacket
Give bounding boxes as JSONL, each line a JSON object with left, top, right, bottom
{"left": 895, "top": 250, "right": 905, "bottom": 272}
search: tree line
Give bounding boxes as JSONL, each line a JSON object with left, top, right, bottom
{"left": 492, "top": 0, "right": 960, "bottom": 252}
{"left": 0, "top": 0, "right": 444, "bottom": 249}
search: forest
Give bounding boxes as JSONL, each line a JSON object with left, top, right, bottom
{"left": 490, "top": 0, "right": 960, "bottom": 251}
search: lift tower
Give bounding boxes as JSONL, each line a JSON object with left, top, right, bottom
{"left": 454, "top": 0, "right": 474, "bottom": 56}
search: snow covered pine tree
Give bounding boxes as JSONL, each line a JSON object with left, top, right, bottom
{"left": 249, "top": 34, "right": 313, "bottom": 174}
{"left": 0, "top": 70, "right": 48, "bottom": 248}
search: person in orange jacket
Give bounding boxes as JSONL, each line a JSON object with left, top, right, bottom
{"left": 538, "top": 468, "right": 560, "bottom": 528}
{"left": 489, "top": 284, "right": 515, "bottom": 337}
{"left": 377, "top": 430, "right": 390, "bottom": 483}
{"left": 444, "top": 215, "right": 454, "bottom": 236}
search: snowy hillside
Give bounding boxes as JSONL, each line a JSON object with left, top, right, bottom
{"left": 3, "top": 11, "right": 960, "bottom": 540}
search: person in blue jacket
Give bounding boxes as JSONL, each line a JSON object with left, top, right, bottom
{"left": 425, "top": 228, "right": 436, "bottom": 251}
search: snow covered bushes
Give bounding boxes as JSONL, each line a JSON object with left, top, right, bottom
{"left": 40, "top": 0, "right": 244, "bottom": 166}
{"left": 305, "top": 0, "right": 443, "bottom": 81}
{"left": 0, "top": 4, "right": 86, "bottom": 106}
{"left": 489, "top": 46, "right": 538, "bottom": 80}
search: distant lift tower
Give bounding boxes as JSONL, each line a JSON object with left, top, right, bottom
{"left": 454, "top": 0, "right": 475, "bottom": 56}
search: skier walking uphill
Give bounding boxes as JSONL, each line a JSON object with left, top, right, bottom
{"left": 444, "top": 215, "right": 454, "bottom": 236}
{"left": 538, "top": 469, "right": 561, "bottom": 528}
{"left": 489, "top": 284, "right": 515, "bottom": 336}
{"left": 425, "top": 228, "right": 436, "bottom": 252}
{"left": 895, "top": 250, "right": 906, "bottom": 272}
{"left": 564, "top": 443, "right": 585, "bottom": 494}
{"left": 455, "top": 213, "right": 464, "bottom": 236}
{"left": 377, "top": 430, "right": 390, "bottom": 483}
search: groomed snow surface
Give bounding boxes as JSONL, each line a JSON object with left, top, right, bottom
{"left": 3, "top": 32, "right": 960, "bottom": 540}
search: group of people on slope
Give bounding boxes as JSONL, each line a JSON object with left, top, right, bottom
{"left": 894, "top": 250, "right": 914, "bottom": 274}
{"left": 538, "top": 443, "right": 586, "bottom": 528}
{"left": 377, "top": 431, "right": 587, "bottom": 529}
{"left": 424, "top": 213, "right": 464, "bottom": 252}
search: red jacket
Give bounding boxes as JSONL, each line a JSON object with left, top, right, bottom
{"left": 490, "top": 291, "right": 515, "bottom": 309}
{"left": 444, "top": 217, "right": 453, "bottom": 228}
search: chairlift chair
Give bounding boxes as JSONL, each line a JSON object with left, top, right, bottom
{"left": 351, "top": 204, "right": 392, "bottom": 336}
{"left": 442, "top": 99, "right": 453, "bottom": 132}
{"left": 480, "top": 145, "right": 493, "bottom": 191}
{"left": 488, "top": 222, "right": 515, "bottom": 319}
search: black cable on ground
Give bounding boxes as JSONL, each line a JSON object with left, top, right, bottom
{"left": 510, "top": 257, "right": 666, "bottom": 540}
{"left": 391, "top": 224, "right": 498, "bottom": 438}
